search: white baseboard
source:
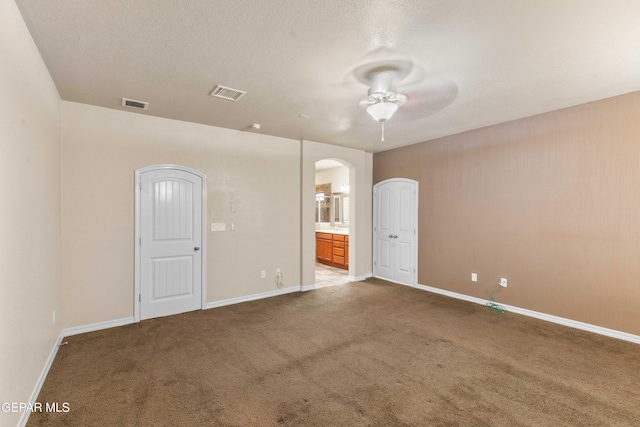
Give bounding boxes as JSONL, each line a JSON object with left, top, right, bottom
{"left": 351, "top": 273, "right": 372, "bottom": 282}
{"left": 205, "top": 286, "right": 300, "bottom": 309}
{"left": 18, "top": 333, "right": 65, "bottom": 427}
{"left": 20, "top": 316, "right": 136, "bottom": 426}
{"left": 300, "top": 284, "right": 316, "bottom": 292}
{"left": 62, "top": 317, "right": 135, "bottom": 337}
{"left": 408, "top": 282, "right": 640, "bottom": 345}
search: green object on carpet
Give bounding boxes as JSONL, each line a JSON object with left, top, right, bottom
{"left": 485, "top": 285, "right": 507, "bottom": 313}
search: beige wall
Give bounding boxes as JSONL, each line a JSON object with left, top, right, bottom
{"left": 374, "top": 92, "right": 640, "bottom": 336}
{"left": 62, "top": 102, "right": 301, "bottom": 328}
{"left": 0, "top": 0, "right": 62, "bottom": 424}
{"left": 302, "top": 141, "right": 373, "bottom": 285}
{"left": 315, "top": 165, "right": 349, "bottom": 190}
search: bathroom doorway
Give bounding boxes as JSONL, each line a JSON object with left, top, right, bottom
{"left": 314, "top": 159, "right": 351, "bottom": 288}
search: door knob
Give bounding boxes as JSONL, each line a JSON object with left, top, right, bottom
{"left": 389, "top": 235, "right": 394, "bottom": 238}
{"left": 194, "top": 246, "right": 200, "bottom": 251}
{"left": 392, "top": 235, "right": 398, "bottom": 239}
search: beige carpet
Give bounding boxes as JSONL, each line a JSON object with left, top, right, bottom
{"left": 28, "top": 278, "right": 640, "bottom": 426}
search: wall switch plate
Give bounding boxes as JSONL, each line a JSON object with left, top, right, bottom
{"left": 211, "top": 223, "right": 226, "bottom": 232}
{"left": 52, "top": 310, "right": 56, "bottom": 325}
{"left": 471, "top": 273, "right": 477, "bottom": 282}
{"left": 500, "top": 278, "right": 508, "bottom": 287}
{"left": 261, "top": 270, "right": 266, "bottom": 279}
{"left": 231, "top": 223, "right": 235, "bottom": 231}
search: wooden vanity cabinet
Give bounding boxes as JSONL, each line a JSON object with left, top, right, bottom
{"left": 345, "top": 235, "right": 349, "bottom": 268}
{"left": 332, "top": 234, "right": 345, "bottom": 267}
{"left": 316, "top": 232, "right": 349, "bottom": 270}
{"left": 316, "top": 232, "right": 333, "bottom": 263}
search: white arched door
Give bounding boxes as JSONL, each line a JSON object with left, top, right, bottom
{"left": 373, "top": 178, "right": 418, "bottom": 286}
{"left": 135, "top": 165, "right": 206, "bottom": 321}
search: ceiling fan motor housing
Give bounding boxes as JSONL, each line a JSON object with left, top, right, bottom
{"left": 368, "top": 84, "right": 398, "bottom": 100}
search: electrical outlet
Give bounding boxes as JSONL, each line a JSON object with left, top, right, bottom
{"left": 471, "top": 273, "right": 477, "bottom": 282}
{"left": 261, "top": 270, "right": 266, "bottom": 279}
{"left": 500, "top": 278, "right": 508, "bottom": 287}
{"left": 276, "top": 268, "right": 281, "bottom": 275}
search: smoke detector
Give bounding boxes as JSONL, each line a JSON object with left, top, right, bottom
{"left": 209, "top": 85, "right": 246, "bottom": 101}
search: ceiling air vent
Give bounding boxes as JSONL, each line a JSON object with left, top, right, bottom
{"left": 121, "top": 98, "right": 149, "bottom": 110}
{"left": 209, "top": 85, "right": 246, "bottom": 101}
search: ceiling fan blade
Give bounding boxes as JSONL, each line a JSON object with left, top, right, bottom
{"left": 359, "top": 98, "right": 376, "bottom": 107}
{"left": 390, "top": 78, "right": 459, "bottom": 122}
{"left": 353, "top": 60, "right": 414, "bottom": 88}
{"left": 351, "top": 47, "right": 416, "bottom": 85}
{"left": 391, "top": 93, "right": 408, "bottom": 107}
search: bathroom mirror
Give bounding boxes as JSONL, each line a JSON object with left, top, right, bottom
{"left": 332, "top": 193, "right": 349, "bottom": 226}
{"left": 315, "top": 183, "right": 331, "bottom": 223}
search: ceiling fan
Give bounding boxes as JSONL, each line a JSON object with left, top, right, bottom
{"left": 347, "top": 48, "right": 458, "bottom": 143}
{"left": 354, "top": 57, "right": 414, "bottom": 141}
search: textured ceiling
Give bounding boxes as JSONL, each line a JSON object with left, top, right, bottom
{"left": 15, "top": 0, "right": 640, "bottom": 153}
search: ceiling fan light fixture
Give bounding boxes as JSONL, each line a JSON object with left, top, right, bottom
{"left": 367, "top": 101, "right": 398, "bottom": 122}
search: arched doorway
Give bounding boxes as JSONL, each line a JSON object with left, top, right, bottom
{"left": 314, "top": 159, "right": 352, "bottom": 287}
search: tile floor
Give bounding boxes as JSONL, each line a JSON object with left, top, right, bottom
{"left": 315, "top": 262, "right": 351, "bottom": 288}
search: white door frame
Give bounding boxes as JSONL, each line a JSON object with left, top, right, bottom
{"left": 373, "top": 178, "right": 419, "bottom": 286}
{"left": 134, "top": 164, "right": 207, "bottom": 322}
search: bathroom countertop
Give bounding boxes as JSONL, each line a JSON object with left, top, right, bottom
{"left": 316, "top": 228, "right": 349, "bottom": 236}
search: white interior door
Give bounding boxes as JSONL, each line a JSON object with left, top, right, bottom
{"left": 374, "top": 179, "right": 418, "bottom": 285}
{"left": 139, "top": 168, "right": 203, "bottom": 320}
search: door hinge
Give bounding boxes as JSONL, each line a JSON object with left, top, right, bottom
{"left": 139, "top": 294, "right": 141, "bottom": 302}
{"left": 139, "top": 237, "right": 141, "bottom": 245}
